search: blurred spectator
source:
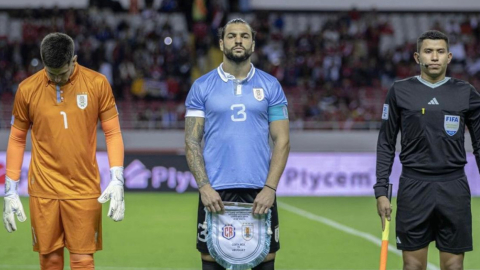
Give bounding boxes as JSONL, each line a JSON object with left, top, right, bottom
{"left": 99, "top": 55, "right": 114, "bottom": 85}
{"left": 0, "top": 7, "right": 479, "bottom": 130}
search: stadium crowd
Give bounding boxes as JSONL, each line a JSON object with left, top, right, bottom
{"left": 0, "top": 3, "right": 479, "bottom": 129}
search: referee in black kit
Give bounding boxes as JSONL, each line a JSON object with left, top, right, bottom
{"left": 375, "top": 30, "right": 480, "bottom": 270}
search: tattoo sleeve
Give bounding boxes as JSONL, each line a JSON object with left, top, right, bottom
{"left": 185, "top": 117, "right": 210, "bottom": 189}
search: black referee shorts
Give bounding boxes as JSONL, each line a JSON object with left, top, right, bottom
{"left": 396, "top": 176, "right": 472, "bottom": 253}
{"left": 196, "top": 188, "right": 280, "bottom": 254}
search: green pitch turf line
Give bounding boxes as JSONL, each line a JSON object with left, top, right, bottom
{"left": 2, "top": 266, "right": 480, "bottom": 270}
{"left": 278, "top": 202, "right": 440, "bottom": 270}
{"left": 0, "top": 267, "right": 447, "bottom": 270}
{"left": 0, "top": 266, "right": 403, "bottom": 270}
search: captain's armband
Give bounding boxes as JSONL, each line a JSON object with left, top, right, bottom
{"left": 268, "top": 105, "right": 288, "bottom": 122}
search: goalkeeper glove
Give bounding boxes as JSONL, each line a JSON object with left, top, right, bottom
{"left": 3, "top": 176, "right": 27, "bottom": 233}
{"left": 98, "top": 166, "right": 125, "bottom": 222}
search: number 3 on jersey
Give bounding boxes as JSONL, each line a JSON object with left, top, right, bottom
{"left": 231, "top": 104, "right": 247, "bottom": 122}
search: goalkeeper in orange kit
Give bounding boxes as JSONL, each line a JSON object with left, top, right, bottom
{"left": 3, "top": 32, "right": 125, "bottom": 270}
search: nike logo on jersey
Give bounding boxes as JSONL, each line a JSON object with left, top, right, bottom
{"left": 397, "top": 236, "right": 402, "bottom": 244}
{"left": 428, "top": 97, "right": 439, "bottom": 105}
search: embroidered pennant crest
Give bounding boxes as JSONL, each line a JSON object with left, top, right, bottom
{"left": 242, "top": 223, "right": 254, "bottom": 241}
{"left": 222, "top": 224, "right": 236, "bottom": 240}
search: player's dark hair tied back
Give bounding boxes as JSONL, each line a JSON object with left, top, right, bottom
{"left": 40, "top": 32, "right": 75, "bottom": 69}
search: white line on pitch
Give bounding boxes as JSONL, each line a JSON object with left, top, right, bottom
{"left": 277, "top": 202, "right": 441, "bottom": 270}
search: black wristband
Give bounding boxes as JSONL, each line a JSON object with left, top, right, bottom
{"left": 264, "top": 184, "right": 276, "bottom": 192}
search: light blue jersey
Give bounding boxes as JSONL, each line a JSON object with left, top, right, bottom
{"left": 185, "top": 64, "right": 288, "bottom": 190}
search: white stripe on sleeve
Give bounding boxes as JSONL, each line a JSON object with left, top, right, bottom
{"left": 185, "top": 109, "right": 205, "bottom": 118}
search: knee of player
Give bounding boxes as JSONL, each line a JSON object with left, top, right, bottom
{"left": 40, "top": 255, "right": 64, "bottom": 270}
{"left": 403, "top": 259, "right": 427, "bottom": 270}
{"left": 442, "top": 259, "right": 464, "bottom": 270}
{"left": 70, "top": 254, "right": 94, "bottom": 270}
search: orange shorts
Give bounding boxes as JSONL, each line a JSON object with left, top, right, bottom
{"left": 29, "top": 196, "right": 102, "bottom": 254}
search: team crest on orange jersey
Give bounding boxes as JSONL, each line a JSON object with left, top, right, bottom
{"left": 77, "top": 93, "right": 88, "bottom": 109}
{"left": 253, "top": 88, "right": 264, "bottom": 101}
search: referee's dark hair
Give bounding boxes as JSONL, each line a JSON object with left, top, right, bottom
{"left": 40, "top": 33, "right": 75, "bottom": 68}
{"left": 217, "top": 18, "right": 256, "bottom": 41}
{"left": 417, "top": 30, "right": 449, "bottom": 52}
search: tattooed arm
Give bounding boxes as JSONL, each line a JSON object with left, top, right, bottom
{"left": 185, "top": 117, "right": 224, "bottom": 213}
{"left": 185, "top": 117, "right": 209, "bottom": 188}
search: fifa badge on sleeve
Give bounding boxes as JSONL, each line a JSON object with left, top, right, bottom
{"left": 382, "top": 104, "right": 389, "bottom": 120}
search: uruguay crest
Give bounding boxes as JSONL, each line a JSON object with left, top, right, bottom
{"left": 444, "top": 115, "right": 460, "bottom": 136}
{"left": 253, "top": 88, "right": 264, "bottom": 101}
{"left": 77, "top": 93, "right": 88, "bottom": 109}
{"left": 222, "top": 224, "right": 235, "bottom": 240}
{"left": 242, "top": 223, "right": 254, "bottom": 241}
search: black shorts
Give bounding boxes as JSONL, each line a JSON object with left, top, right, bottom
{"left": 196, "top": 188, "right": 280, "bottom": 254}
{"left": 396, "top": 176, "right": 472, "bottom": 253}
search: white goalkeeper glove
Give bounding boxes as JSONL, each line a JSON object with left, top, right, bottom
{"left": 98, "top": 166, "right": 125, "bottom": 222}
{"left": 3, "top": 176, "right": 27, "bottom": 233}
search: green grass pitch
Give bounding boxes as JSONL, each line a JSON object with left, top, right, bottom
{"left": 1, "top": 194, "right": 479, "bottom": 270}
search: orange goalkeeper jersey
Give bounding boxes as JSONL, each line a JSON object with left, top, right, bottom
{"left": 11, "top": 64, "right": 118, "bottom": 199}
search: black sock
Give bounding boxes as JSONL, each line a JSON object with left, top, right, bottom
{"left": 202, "top": 260, "right": 225, "bottom": 270}
{"left": 252, "top": 260, "right": 275, "bottom": 270}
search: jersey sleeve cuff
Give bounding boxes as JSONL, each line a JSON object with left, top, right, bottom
{"left": 374, "top": 186, "right": 388, "bottom": 198}
{"left": 185, "top": 109, "right": 205, "bottom": 118}
{"left": 12, "top": 118, "right": 30, "bottom": 131}
{"left": 100, "top": 106, "right": 119, "bottom": 122}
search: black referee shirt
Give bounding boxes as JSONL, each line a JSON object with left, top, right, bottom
{"left": 374, "top": 76, "right": 480, "bottom": 198}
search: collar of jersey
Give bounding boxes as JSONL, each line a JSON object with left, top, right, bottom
{"left": 415, "top": 75, "right": 450, "bottom": 89}
{"left": 44, "top": 63, "right": 80, "bottom": 87}
{"left": 217, "top": 63, "right": 255, "bottom": 83}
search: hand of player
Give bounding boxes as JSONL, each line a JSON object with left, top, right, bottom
{"left": 199, "top": 184, "right": 224, "bottom": 213}
{"left": 253, "top": 186, "right": 276, "bottom": 215}
{"left": 98, "top": 166, "right": 125, "bottom": 222}
{"left": 3, "top": 176, "right": 27, "bottom": 233}
{"left": 377, "top": 196, "right": 392, "bottom": 231}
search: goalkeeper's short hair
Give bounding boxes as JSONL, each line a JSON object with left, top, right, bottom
{"left": 40, "top": 32, "right": 75, "bottom": 69}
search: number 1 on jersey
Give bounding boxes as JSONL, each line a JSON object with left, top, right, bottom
{"left": 231, "top": 104, "right": 247, "bottom": 122}
{"left": 60, "top": 111, "right": 68, "bottom": 129}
